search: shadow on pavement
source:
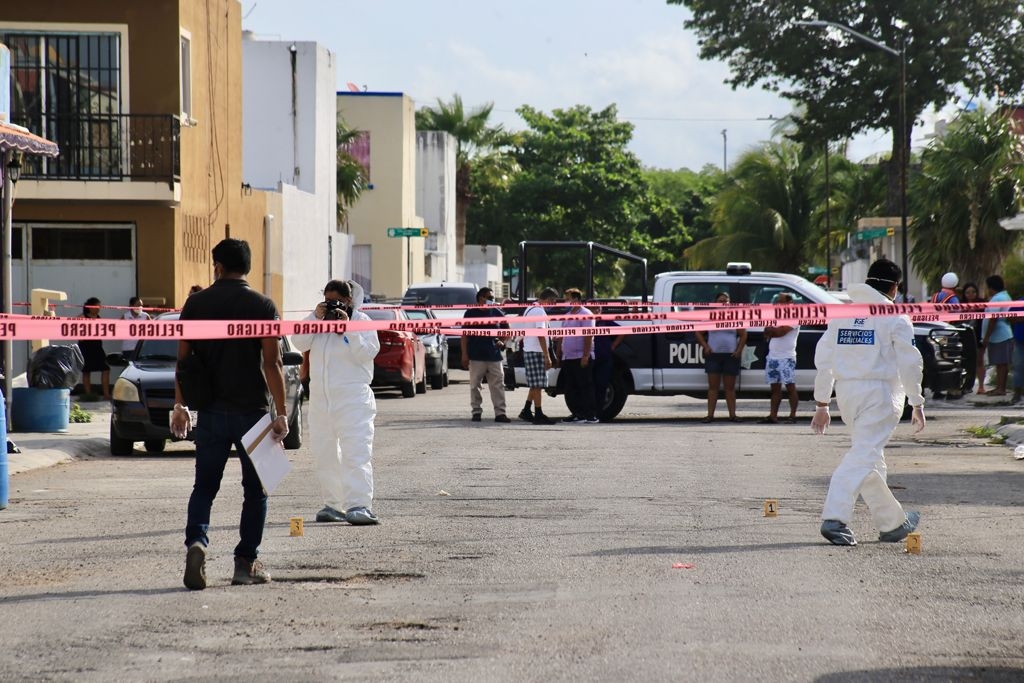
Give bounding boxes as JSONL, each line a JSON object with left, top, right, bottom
{"left": 816, "top": 666, "right": 1024, "bottom": 682}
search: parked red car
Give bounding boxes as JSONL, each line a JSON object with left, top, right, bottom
{"left": 362, "top": 307, "right": 427, "bottom": 398}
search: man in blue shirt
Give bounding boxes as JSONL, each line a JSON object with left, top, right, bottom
{"left": 461, "top": 287, "right": 511, "bottom": 423}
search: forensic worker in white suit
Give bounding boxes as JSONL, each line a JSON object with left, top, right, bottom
{"left": 291, "top": 280, "right": 382, "bottom": 526}
{"left": 811, "top": 258, "right": 925, "bottom": 546}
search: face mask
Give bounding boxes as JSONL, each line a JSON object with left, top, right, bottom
{"left": 486, "top": 299, "right": 495, "bottom": 306}
{"left": 132, "top": 307, "right": 143, "bottom": 315}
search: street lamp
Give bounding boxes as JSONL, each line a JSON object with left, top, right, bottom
{"left": 721, "top": 129, "right": 727, "bottom": 172}
{"left": 795, "top": 19, "right": 909, "bottom": 291}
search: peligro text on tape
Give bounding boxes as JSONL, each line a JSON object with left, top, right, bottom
{"left": 0, "top": 300, "right": 1012, "bottom": 340}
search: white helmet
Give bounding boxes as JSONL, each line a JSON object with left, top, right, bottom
{"left": 941, "top": 272, "right": 959, "bottom": 289}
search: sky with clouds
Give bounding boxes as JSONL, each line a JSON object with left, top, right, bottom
{"left": 242, "top": 0, "right": 941, "bottom": 171}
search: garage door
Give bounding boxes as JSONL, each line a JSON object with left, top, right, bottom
{"left": 9, "top": 223, "right": 136, "bottom": 378}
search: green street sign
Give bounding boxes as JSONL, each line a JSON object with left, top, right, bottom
{"left": 387, "top": 227, "right": 429, "bottom": 238}
{"left": 853, "top": 227, "right": 894, "bottom": 241}
{"left": 503, "top": 267, "right": 520, "bottom": 277}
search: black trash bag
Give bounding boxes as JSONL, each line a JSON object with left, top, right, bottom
{"left": 28, "top": 344, "right": 85, "bottom": 389}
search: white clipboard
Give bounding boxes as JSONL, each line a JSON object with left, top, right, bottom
{"left": 242, "top": 413, "right": 292, "bottom": 495}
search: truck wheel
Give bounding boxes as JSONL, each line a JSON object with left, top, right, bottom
{"left": 110, "top": 423, "right": 134, "bottom": 456}
{"left": 283, "top": 401, "right": 302, "bottom": 450}
{"left": 600, "top": 371, "right": 630, "bottom": 422}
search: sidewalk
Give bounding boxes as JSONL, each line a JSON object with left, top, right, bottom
{"left": 6, "top": 400, "right": 112, "bottom": 475}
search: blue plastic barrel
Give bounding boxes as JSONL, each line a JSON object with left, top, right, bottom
{"left": 0, "top": 396, "right": 7, "bottom": 509}
{"left": 12, "top": 387, "right": 70, "bottom": 433}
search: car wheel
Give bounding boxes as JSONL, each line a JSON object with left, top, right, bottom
{"left": 600, "top": 369, "right": 630, "bottom": 422}
{"left": 430, "top": 370, "right": 444, "bottom": 390}
{"left": 416, "top": 374, "right": 427, "bottom": 394}
{"left": 283, "top": 401, "right": 302, "bottom": 450}
{"left": 401, "top": 380, "right": 416, "bottom": 398}
{"left": 110, "top": 423, "right": 134, "bottom": 456}
{"left": 144, "top": 439, "right": 166, "bottom": 453}
{"left": 442, "top": 371, "right": 449, "bottom": 387}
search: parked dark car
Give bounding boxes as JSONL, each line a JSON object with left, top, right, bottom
{"left": 108, "top": 314, "right": 305, "bottom": 455}
{"left": 403, "top": 307, "right": 449, "bottom": 389}
{"left": 402, "top": 282, "right": 478, "bottom": 369}
{"left": 362, "top": 307, "right": 427, "bottom": 398}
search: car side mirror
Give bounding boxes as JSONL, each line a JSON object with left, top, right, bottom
{"left": 282, "top": 350, "right": 303, "bottom": 366}
{"left": 106, "top": 352, "right": 128, "bottom": 367}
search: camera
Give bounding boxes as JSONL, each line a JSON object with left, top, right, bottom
{"left": 323, "top": 300, "right": 350, "bottom": 321}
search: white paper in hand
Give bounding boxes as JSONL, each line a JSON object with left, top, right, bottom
{"left": 242, "top": 413, "right": 292, "bottom": 495}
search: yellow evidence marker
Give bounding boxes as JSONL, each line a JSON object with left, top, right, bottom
{"left": 763, "top": 499, "right": 779, "bottom": 518}
{"left": 289, "top": 517, "right": 304, "bottom": 537}
{"left": 905, "top": 531, "right": 921, "bottom": 554}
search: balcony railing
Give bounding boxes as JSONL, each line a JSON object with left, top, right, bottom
{"left": 11, "top": 113, "right": 181, "bottom": 183}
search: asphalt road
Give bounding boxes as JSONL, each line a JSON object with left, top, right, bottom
{"left": 1, "top": 373, "right": 1023, "bottom": 682}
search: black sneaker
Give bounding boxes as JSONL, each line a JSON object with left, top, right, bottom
{"left": 518, "top": 408, "right": 534, "bottom": 422}
{"left": 533, "top": 412, "right": 557, "bottom": 425}
{"left": 232, "top": 557, "right": 271, "bottom": 585}
{"left": 471, "top": 414, "right": 482, "bottom": 422}
{"left": 494, "top": 415, "right": 511, "bottom": 423}
{"left": 183, "top": 542, "right": 207, "bottom": 590}
{"left": 562, "top": 415, "right": 584, "bottom": 423}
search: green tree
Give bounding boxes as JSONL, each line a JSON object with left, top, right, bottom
{"left": 685, "top": 140, "right": 817, "bottom": 272}
{"left": 336, "top": 115, "right": 367, "bottom": 231}
{"left": 909, "top": 108, "right": 1024, "bottom": 287}
{"left": 670, "top": 0, "right": 1024, "bottom": 212}
{"left": 644, "top": 165, "right": 724, "bottom": 267}
{"left": 415, "top": 95, "right": 505, "bottom": 263}
{"left": 469, "top": 104, "right": 682, "bottom": 296}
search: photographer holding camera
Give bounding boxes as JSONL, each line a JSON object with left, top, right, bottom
{"left": 292, "top": 280, "right": 382, "bottom": 526}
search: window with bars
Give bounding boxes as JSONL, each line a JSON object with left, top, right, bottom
{"left": 4, "top": 30, "right": 122, "bottom": 177}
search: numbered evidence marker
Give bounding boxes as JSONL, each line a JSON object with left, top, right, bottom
{"left": 763, "top": 499, "right": 779, "bottom": 518}
{"left": 289, "top": 517, "right": 304, "bottom": 537}
{"left": 905, "top": 532, "right": 922, "bottom": 554}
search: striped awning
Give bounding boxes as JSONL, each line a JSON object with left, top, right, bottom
{"left": 0, "top": 120, "right": 59, "bottom": 157}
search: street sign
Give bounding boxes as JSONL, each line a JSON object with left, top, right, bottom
{"left": 387, "top": 227, "right": 429, "bottom": 238}
{"left": 503, "top": 267, "right": 520, "bottom": 278}
{"left": 853, "top": 227, "right": 890, "bottom": 241}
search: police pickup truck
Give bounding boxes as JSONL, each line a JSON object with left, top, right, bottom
{"left": 513, "top": 246, "right": 969, "bottom": 421}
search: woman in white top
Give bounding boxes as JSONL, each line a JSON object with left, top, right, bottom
{"left": 121, "top": 296, "right": 150, "bottom": 359}
{"left": 760, "top": 292, "right": 800, "bottom": 423}
{"left": 694, "top": 291, "right": 747, "bottom": 422}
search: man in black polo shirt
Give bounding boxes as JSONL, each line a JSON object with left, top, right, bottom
{"left": 172, "top": 238, "right": 289, "bottom": 590}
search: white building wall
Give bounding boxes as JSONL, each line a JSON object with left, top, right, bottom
{"left": 464, "top": 244, "right": 504, "bottom": 297}
{"left": 242, "top": 35, "right": 342, "bottom": 313}
{"left": 415, "top": 131, "right": 457, "bottom": 282}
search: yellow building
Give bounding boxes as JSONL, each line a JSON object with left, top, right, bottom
{"left": 2, "top": 0, "right": 278, "bottom": 322}
{"left": 337, "top": 92, "right": 424, "bottom": 299}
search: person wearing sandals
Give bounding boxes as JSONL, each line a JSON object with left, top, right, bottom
{"left": 811, "top": 258, "right": 924, "bottom": 546}
{"left": 695, "top": 291, "right": 746, "bottom": 423}
{"left": 760, "top": 292, "right": 800, "bottom": 424}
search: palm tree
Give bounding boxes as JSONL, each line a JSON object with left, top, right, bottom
{"left": 685, "top": 140, "right": 817, "bottom": 272}
{"left": 415, "top": 95, "right": 504, "bottom": 265}
{"left": 910, "top": 108, "right": 1024, "bottom": 287}
{"left": 337, "top": 115, "right": 367, "bottom": 232}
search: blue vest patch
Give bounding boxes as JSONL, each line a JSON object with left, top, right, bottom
{"left": 838, "top": 329, "right": 875, "bottom": 345}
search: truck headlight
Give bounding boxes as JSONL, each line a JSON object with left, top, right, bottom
{"left": 112, "top": 377, "right": 140, "bottom": 403}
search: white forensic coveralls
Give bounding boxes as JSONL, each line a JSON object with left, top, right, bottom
{"left": 813, "top": 283, "right": 924, "bottom": 533}
{"left": 291, "top": 285, "right": 381, "bottom": 512}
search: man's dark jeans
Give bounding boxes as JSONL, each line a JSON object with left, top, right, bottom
{"left": 562, "top": 357, "right": 597, "bottom": 420}
{"left": 185, "top": 409, "right": 267, "bottom": 560}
